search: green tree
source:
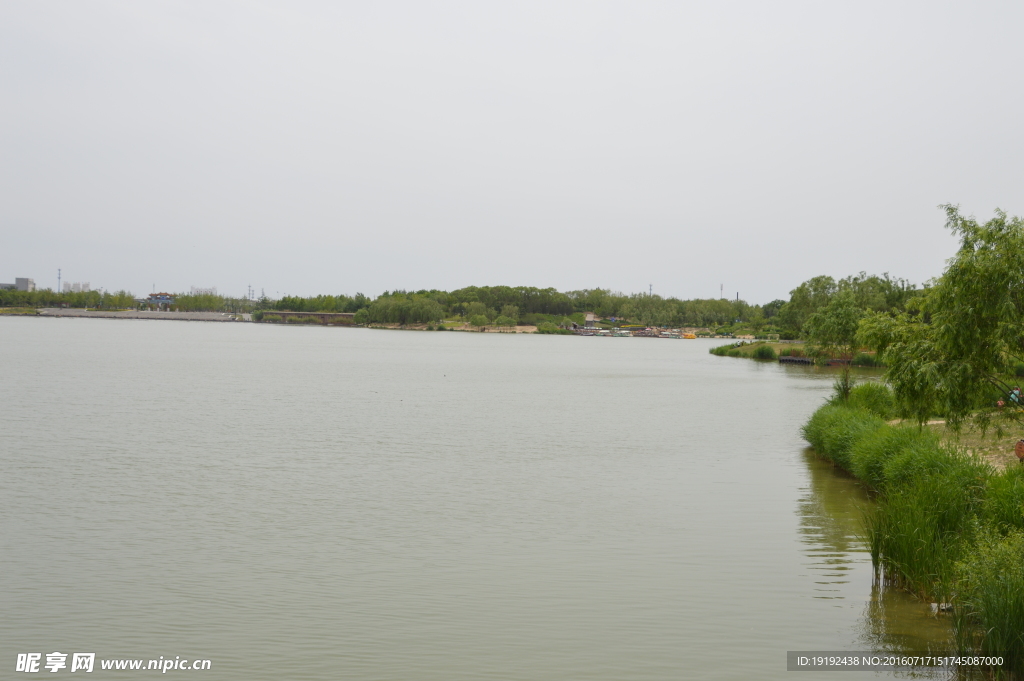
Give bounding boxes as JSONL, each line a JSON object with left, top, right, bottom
{"left": 804, "top": 291, "right": 864, "bottom": 400}
{"left": 860, "top": 206, "right": 1024, "bottom": 430}
{"left": 500, "top": 305, "right": 519, "bottom": 322}
{"left": 494, "top": 315, "right": 516, "bottom": 328}
{"left": 469, "top": 314, "right": 489, "bottom": 327}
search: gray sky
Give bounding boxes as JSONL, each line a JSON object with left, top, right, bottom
{"left": 3, "top": 1, "right": 1022, "bottom": 303}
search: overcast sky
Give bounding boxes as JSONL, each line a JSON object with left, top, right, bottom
{"left": 3, "top": 1, "right": 1022, "bottom": 302}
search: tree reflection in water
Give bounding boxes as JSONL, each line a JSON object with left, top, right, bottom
{"left": 797, "top": 448, "right": 957, "bottom": 675}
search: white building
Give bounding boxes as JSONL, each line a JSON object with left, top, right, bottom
{"left": 15, "top": 278, "right": 35, "bottom": 292}
{"left": 62, "top": 281, "right": 90, "bottom": 293}
{"left": 190, "top": 286, "right": 217, "bottom": 296}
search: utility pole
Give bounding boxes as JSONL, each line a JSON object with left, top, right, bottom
{"left": 649, "top": 284, "right": 653, "bottom": 296}
{"left": 720, "top": 283, "right": 723, "bottom": 299}
{"left": 57, "top": 268, "right": 61, "bottom": 294}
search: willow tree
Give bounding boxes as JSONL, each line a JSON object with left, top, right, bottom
{"left": 858, "top": 205, "right": 1024, "bottom": 431}
{"left": 804, "top": 291, "right": 864, "bottom": 400}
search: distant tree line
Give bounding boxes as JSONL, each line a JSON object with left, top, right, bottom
{"left": 0, "top": 289, "right": 136, "bottom": 309}
{"left": 2, "top": 276, "right": 918, "bottom": 336}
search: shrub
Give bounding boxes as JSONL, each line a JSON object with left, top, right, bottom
{"left": 801, "top": 405, "right": 887, "bottom": 470}
{"left": 981, "top": 466, "right": 1024, "bottom": 531}
{"left": 469, "top": 314, "right": 489, "bottom": 327}
{"left": 850, "top": 425, "right": 939, "bottom": 490}
{"left": 880, "top": 442, "right": 987, "bottom": 491}
{"left": 752, "top": 344, "right": 777, "bottom": 360}
{"left": 844, "top": 382, "right": 897, "bottom": 419}
{"left": 955, "top": 529, "right": 1024, "bottom": 672}
{"left": 852, "top": 352, "right": 884, "bottom": 367}
{"left": 353, "top": 309, "right": 369, "bottom": 325}
{"left": 867, "top": 468, "right": 982, "bottom": 596}
{"left": 436, "top": 324, "right": 446, "bottom": 331}
{"left": 709, "top": 343, "right": 733, "bottom": 356}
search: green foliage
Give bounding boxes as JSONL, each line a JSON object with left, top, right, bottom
{"left": 844, "top": 382, "right": 897, "bottom": 419}
{"left": 353, "top": 309, "right": 369, "bottom": 325}
{"left": 751, "top": 344, "right": 777, "bottom": 360}
{"left": 849, "top": 425, "right": 939, "bottom": 489}
{"left": 275, "top": 292, "right": 370, "bottom": 313}
{"left": 366, "top": 293, "right": 444, "bottom": 325}
{"left": 802, "top": 394, "right": 1024, "bottom": 671}
{"left": 710, "top": 342, "right": 741, "bottom": 357}
{"left": 980, "top": 466, "right": 1024, "bottom": 531}
{"left": 804, "top": 291, "right": 864, "bottom": 359}
{"left": 851, "top": 352, "right": 883, "bottom": 367}
{"left": 536, "top": 322, "right": 571, "bottom": 334}
{"left": 955, "top": 529, "right": 1024, "bottom": 672}
{"left": 493, "top": 315, "right": 516, "bottom": 328}
{"left": 469, "top": 314, "right": 489, "bottom": 327}
{"left": 867, "top": 469, "right": 983, "bottom": 597}
{"left": 860, "top": 206, "right": 1024, "bottom": 431}
{"left": 800, "top": 405, "right": 887, "bottom": 470}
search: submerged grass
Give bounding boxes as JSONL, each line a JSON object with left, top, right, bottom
{"left": 803, "top": 382, "right": 1024, "bottom": 675}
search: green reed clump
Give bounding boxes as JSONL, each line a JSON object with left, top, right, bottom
{"left": 955, "top": 528, "right": 1024, "bottom": 674}
{"left": 850, "top": 425, "right": 939, "bottom": 490}
{"left": 801, "top": 405, "right": 886, "bottom": 470}
{"left": 843, "top": 382, "right": 897, "bottom": 419}
{"left": 851, "top": 352, "right": 884, "bottom": 367}
{"left": 980, "top": 465, "right": 1024, "bottom": 531}
{"left": 260, "top": 313, "right": 282, "bottom": 323}
{"left": 709, "top": 343, "right": 734, "bottom": 356}
{"left": 803, "top": 397, "right": 1024, "bottom": 672}
{"left": 752, "top": 344, "right": 777, "bottom": 360}
{"left": 867, "top": 457, "right": 989, "bottom": 597}
{"left": 880, "top": 441, "right": 985, "bottom": 490}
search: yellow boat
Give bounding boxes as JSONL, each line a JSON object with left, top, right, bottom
{"left": 682, "top": 333, "right": 697, "bottom": 339}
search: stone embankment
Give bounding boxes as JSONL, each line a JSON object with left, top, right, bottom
{"left": 37, "top": 308, "right": 249, "bottom": 322}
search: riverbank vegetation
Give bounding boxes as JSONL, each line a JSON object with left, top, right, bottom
{"left": 803, "top": 389, "right": 1024, "bottom": 674}
{"left": 801, "top": 206, "right": 1024, "bottom": 676}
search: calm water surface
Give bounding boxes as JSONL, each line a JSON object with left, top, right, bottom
{"left": 1, "top": 318, "right": 950, "bottom": 679}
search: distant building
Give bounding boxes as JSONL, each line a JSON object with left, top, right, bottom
{"left": 62, "top": 281, "right": 89, "bottom": 293}
{"left": 15, "top": 278, "right": 35, "bottom": 292}
{"left": 145, "top": 292, "right": 175, "bottom": 310}
{"left": 190, "top": 286, "right": 217, "bottom": 296}
{"left": 0, "top": 282, "right": 14, "bottom": 291}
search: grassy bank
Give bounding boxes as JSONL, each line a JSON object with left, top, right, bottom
{"left": 0, "top": 307, "right": 39, "bottom": 315}
{"left": 711, "top": 340, "right": 884, "bottom": 366}
{"left": 803, "top": 384, "right": 1024, "bottom": 674}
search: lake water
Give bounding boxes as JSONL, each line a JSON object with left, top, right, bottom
{"left": 1, "top": 318, "right": 951, "bottom": 679}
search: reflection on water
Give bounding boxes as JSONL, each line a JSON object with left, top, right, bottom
{"left": 797, "top": 447, "right": 956, "bottom": 672}
{"left": 797, "top": 449, "right": 870, "bottom": 600}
